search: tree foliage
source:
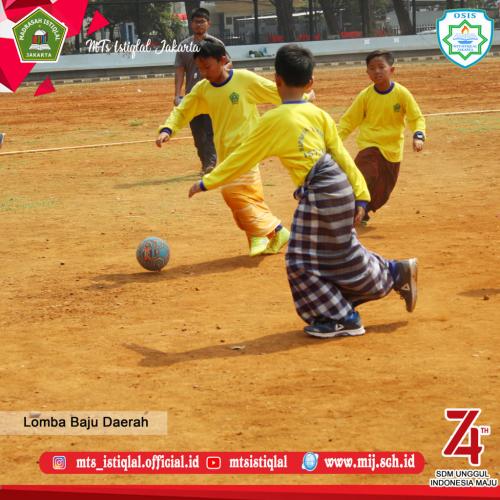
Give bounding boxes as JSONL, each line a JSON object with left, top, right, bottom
{"left": 93, "top": 1, "right": 184, "bottom": 41}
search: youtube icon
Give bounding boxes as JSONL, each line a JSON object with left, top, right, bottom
{"left": 206, "top": 456, "right": 221, "bottom": 470}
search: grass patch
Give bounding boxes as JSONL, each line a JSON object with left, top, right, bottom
{"left": 129, "top": 119, "right": 144, "bottom": 127}
{"left": 115, "top": 173, "right": 199, "bottom": 189}
{"left": 432, "top": 114, "right": 500, "bottom": 133}
{"left": 0, "top": 196, "right": 57, "bottom": 212}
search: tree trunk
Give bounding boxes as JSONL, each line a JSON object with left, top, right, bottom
{"left": 317, "top": 0, "right": 340, "bottom": 36}
{"left": 367, "top": 0, "right": 377, "bottom": 36}
{"left": 392, "top": 0, "right": 413, "bottom": 35}
{"left": 184, "top": 0, "right": 201, "bottom": 34}
{"left": 274, "top": 0, "right": 296, "bottom": 42}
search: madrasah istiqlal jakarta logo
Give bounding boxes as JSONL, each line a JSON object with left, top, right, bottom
{"left": 437, "top": 9, "right": 494, "bottom": 68}
{"left": 12, "top": 7, "right": 68, "bottom": 63}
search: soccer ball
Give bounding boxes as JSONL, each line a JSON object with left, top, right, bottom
{"left": 136, "top": 237, "right": 170, "bottom": 271}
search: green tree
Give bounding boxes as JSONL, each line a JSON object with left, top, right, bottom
{"left": 141, "top": 2, "right": 183, "bottom": 41}
{"left": 95, "top": 1, "right": 183, "bottom": 41}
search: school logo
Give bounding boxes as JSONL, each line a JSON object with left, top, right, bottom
{"left": 393, "top": 103, "right": 401, "bottom": 112}
{"left": 442, "top": 408, "right": 491, "bottom": 466}
{"left": 437, "top": 10, "right": 494, "bottom": 68}
{"left": 229, "top": 91, "right": 240, "bottom": 104}
{"left": 12, "top": 8, "right": 68, "bottom": 63}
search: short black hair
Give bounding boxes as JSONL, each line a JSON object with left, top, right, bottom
{"left": 193, "top": 39, "right": 227, "bottom": 61}
{"left": 275, "top": 44, "right": 315, "bottom": 87}
{"left": 366, "top": 50, "right": 394, "bottom": 66}
{"left": 190, "top": 7, "right": 210, "bottom": 21}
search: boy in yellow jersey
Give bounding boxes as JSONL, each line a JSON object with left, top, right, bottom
{"left": 338, "top": 50, "right": 426, "bottom": 224}
{"left": 189, "top": 45, "right": 418, "bottom": 338}
{"left": 157, "top": 40, "right": 289, "bottom": 257}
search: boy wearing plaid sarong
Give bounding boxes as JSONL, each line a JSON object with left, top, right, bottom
{"left": 189, "top": 45, "right": 418, "bottom": 338}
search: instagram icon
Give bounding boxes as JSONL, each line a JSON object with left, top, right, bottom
{"left": 52, "top": 456, "right": 66, "bottom": 470}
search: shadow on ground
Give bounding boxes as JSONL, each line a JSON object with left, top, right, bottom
{"left": 124, "top": 321, "right": 408, "bottom": 367}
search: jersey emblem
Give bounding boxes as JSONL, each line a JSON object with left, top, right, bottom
{"left": 229, "top": 92, "right": 240, "bottom": 104}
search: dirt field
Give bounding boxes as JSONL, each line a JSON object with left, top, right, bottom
{"left": 0, "top": 58, "right": 499, "bottom": 486}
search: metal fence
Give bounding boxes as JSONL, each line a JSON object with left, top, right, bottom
{"left": 63, "top": 0, "right": 500, "bottom": 54}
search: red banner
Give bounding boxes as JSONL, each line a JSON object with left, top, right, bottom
{"left": 2, "top": 485, "right": 499, "bottom": 499}
{"left": 39, "top": 451, "right": 425, "bottom": 475}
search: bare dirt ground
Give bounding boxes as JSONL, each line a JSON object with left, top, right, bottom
{"left": 0, "top": 58, "right": 499, "bottom": 485}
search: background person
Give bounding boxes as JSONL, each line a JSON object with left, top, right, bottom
{"left": 173, "top": 8, "right": 224, "bottom": 175}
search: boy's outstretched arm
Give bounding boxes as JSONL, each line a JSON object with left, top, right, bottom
{"left": 337, "top": 92, "right": 364, "bottom": 141}
{"left": 189, "top": 115, "right": 276, "bottom": 197}
{"left": 413, "top": 136, "right": 424, "bottom": 152}
{"left": 325, "top": 114, "right": 370, "bottom": 203}
{"left": 406, "top": 91, "right": 426, "bottom": 153}
{"left": 156, "top": 83, "right": 209, "bottom": 146}
{"left": 189, "top": 182, "right": 203, "bottom": 197}
{"left": 156, "top": 130, "right": 171, "bottom": 148}
{"left": 174, "top": 66, "right": 185, "bottom": 105}
{"left": 325, "top": 113, "right": 369, "bottom": 227}
{"left": 354, "top": 203, "right": 367, "bottom": 226}
{"left": 245, "top": 71, "right": 314, "bottom": 107}
{"left": 246, "top": 71, "right": 282, "bottom": 106}
{"left": 305, "top": 89, "right": 316, "bottom": 102}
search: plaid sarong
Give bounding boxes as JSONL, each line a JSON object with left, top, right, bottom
{"left": 286, "top": 154, "right": 394, "bottom": 324}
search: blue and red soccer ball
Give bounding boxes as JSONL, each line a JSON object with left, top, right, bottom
{"left": 136, "top": 237, "right": 170, "bottom": 271}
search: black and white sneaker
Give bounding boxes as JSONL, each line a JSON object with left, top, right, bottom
{"left": 0, "top": 133, "right": 5, "bottom": 148}
{"left": 394, "top": 258, "right": 418, "bottom": 312}
{"left": 304, "top": 312, "right": 365, "bottom": 339}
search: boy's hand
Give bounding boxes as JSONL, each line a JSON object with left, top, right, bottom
{"left": 156, "top": 132, "right": 170, "bottom": 148}
{"left": 306, "top": 89, "right": 316, "bottom": 102}
{"left": 354, "top": 205, "right": 366, "bottom": 226}
{"left": 189, "top": 182, "right": 203, "bottom": 198}
{"left": 413, "top": 138, "right": 424, "bottom": 152}
{"left": 173, "top": 96, "right": 183, "bottom": 106}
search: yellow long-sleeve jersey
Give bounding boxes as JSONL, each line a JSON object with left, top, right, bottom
{"left": 202, "top": 102, "right": 370, "bottom": 201}
{"left": 338, "top": 82, "right": 426, "bottom": 163}
{"left": 159, "top": 69, "right": 282, "bottom": 162}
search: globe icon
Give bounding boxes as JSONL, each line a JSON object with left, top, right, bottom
{"left": 302, "top": 452, "right": 318, "bottom": 471}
